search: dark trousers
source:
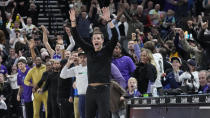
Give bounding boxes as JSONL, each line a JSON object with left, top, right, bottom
{"left": 11, "top": 89, "right": 22, "bottom": 117}
{"left": 79, "top": 95, "right": 86, "bottom": 118}
{"left": 0, "top": 109, "right": 8, "bottom": 118}
{"left": 48, "top": 94, "right": 60, "bottom": 118}
{"left": 85, "top": 85, "right": 110, "bottom": 118}
{"left": 58, "top": 98, "right": 74, "bottom": 118}
{"left": 25, "top": 101, "right": 33, "bottom": 118}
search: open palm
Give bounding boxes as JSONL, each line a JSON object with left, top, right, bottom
{"left": 101, "top": 7, "right": 111, "bottom": 21}
{"left": 69, "top": 9, "right": 76, "bottom": 21}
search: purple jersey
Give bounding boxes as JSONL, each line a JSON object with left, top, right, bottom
{"left": 112, "top": 56, "right": 136, "bottom": 84}
{"left": 0, "top": 65, "right": 8, "bottom": 75}
{"left": 17, "top": 67, "right": 32, "bottom": 102}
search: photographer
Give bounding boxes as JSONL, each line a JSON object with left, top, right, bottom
{"left": 178, "top": 59, "right": 200, "bottom": 93}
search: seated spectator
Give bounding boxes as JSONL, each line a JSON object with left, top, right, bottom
{"left": 203, "top": 75, "right": 210, "bottom": 93}
{"left": 127, "top": 77, "right": 141, "bottom": 97}
{"left": 198, "top": 70, "right": 208, "bottom": 93}
{"left": 161, "top": 57, "right": 183, "bottom": 89}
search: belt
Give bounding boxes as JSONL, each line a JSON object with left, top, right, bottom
{"left": 88, "top": 83, "right": 110, "bottom": 87}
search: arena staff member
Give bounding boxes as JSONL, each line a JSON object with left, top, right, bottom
{"left": 69, "top": 7, "right": 119, "bottom": 118}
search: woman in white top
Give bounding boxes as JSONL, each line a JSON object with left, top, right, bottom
{"left": 7, "top": 65, "right": 20, "bottom": 117}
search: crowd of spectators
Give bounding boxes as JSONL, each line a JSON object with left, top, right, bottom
{"left": 0, "top": 0, "right": 210, "bottom": 118}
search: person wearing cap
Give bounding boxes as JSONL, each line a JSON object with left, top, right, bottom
{"left": 60, "top": 52, "right": 88, "bottom": 118}
{"left": 17, "top": 59, "right": 33, "bottom": 118}
{"left": 69, "top": 7, "right": 119, "bottom": 118}
{"left": 178, "top": 59, "right": 200, "bottom": 92}
{"left": 24, "top": 57, "right": 47, "bottom": 118}
{"left": 161, "top": 57, "right": 184, "bottom": 89}
{"left": 179, "top": 29, "right": 203, "bottom": 69}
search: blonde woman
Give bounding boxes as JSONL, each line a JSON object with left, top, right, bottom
{"left": 133, "top": 48, "right": 157, "bottom": 94}
{"left": 127, "top": 77, "right": 141, "bottom": 97}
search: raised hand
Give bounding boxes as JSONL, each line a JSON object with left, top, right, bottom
{"left": 201, "top": 21, "right": 208, "bottom": 30}
{"left": 179, "top": 30, "right": 185, "bottom": 40}
{"left": 69, "top": 9, "right": 76, "bottom": 22}
{"left": 29, "top": 39, "right": 35, "bottom": 49}
{"left": 101, "top": 7, "right": 111, "bottom": 22}
{"left": 65, "top": 27, "right": 71, "bottom": 36}
{"left": 66, "top": 56, "right": 74, "bottom": 67}
{"left": 40, "top": 25, "right": 49, "bottom": 34}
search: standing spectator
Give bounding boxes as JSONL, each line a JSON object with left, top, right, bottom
{"left": 161, "top": 57, "right": 183, "bottom": 89}
{"left": 123, "top": 3, "right": 144, "bottom": 40}
{"left": 41, "top": 25, "right": 63, "bottom": 60}
{"left": 6, "top": 15, "right": 25, "bottom": 43}
{"left": 13, "top": 0, "right": 29, "bottom": 17}
{"left": 197, "top": 22, "right": 210, "bottom": 70}
{"left": 58, "top": 59, "right": 74, "bottom": 118}
{"left": 0, "top": 73, "right": 12, "bottom": 118}
{"left": 17, "top": 58, "right": 33, "bottom": 118}
{"left": 149, "top": 4, "right": 161, "bottom": 27}
{"left": 76, "top": 5, "right": 92, "bottom": 43}
{"left": 179, "top": 59, "right": 200, "bottom": 92}
{"left": 27, "top": 2, "right": 39, "bottom": 26}
{"left": 22, "top": 17, "right": 36, "bottom": 37}
{"left": 5, "top": 48, "right": 16, "bottom": 75}
{"left": 7, "top": 65, "right": 20, "bottom": 117}
{"left": 69, "top": 7, "right": 119, "bottom": 118}
{"left": 38, "top": 60, "right": 62, "bottom": 118}
{"left": 60, "top": 52, "right": 88, "bottom": 118}
{"left": 24, "top": 57, "right": 47, "bottom": 118}
{"left": 112, "top": 43, "right": 136, "bottom": 85}
{"left": 111, "top": 63, "right": 126, "bottom": 89}
{"left": 133, "top": 48, "right": 157, "bottom": 94}
{"left": 36, "top": 62, "right": 53, "bottom": 118}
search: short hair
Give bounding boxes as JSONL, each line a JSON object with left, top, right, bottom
{"left": 144, "top": 41, "right": 155, "bottom": 52}
{"left": 18, "top": 59, "right": 27, "bottom": 64}
{"left": 128, "top": 77, "right": 138, "bottom": 86}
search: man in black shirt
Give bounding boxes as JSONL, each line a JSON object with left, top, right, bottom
{"left": 38, "top": 60, "right": 61, "bottom": 118}
{"left": 69, "top": 7, "right": 119, "bottom": 118}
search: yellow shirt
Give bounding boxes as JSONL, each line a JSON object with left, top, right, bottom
{"left": 24, "top": 65, "right": 46, "bottom": 86}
